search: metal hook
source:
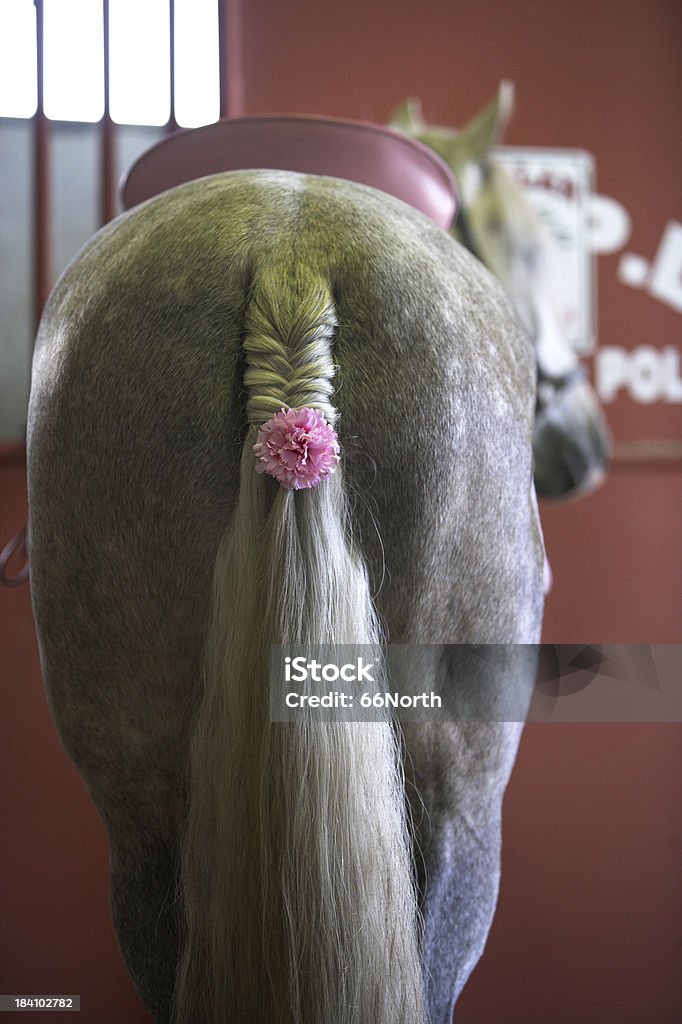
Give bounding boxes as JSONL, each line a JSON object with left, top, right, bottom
{"left": 0, "top": 525, "right": 30, "bottom": 587}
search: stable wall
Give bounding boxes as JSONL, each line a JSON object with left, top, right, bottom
{"left": 1, "top": 1, "right": 680, "bottom": 1021}
{"left": 239, "top": 0, "right": 682, "bottom": 643}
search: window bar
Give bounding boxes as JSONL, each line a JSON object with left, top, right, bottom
{"left": 167, "top": 0, "right": 177, "bottom": 132}
{"left": 100, "top": 0, "right": 116, "bottom": 224}
{"left": 33, "top": 0, "right": 51, "bottom": 338}
{"left": 218, "top": 0, "right": 244, "bottom": 119}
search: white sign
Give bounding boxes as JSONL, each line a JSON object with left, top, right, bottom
{"left": 496, "top": 146, "right": 596, "bottom": 354}
{"left": 618, "top": 221, "right": 682, "bottom": 314}
{"left": 596, "top": 345, "right": 682, "bottom": 403}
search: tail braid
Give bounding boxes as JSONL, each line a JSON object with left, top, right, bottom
{"left": 243, "top": 278, "right": 338, "bottom": 425}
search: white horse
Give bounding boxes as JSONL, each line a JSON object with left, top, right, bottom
{"left": 28, "top": 169, "right": 544, "bottom": 1022}
{"left": 390, "top": 83, "right": 610, "bottom": 499}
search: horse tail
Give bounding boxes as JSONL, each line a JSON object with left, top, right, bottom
{"left": 173, "top": 267, "right": 427, "bottom": 1024}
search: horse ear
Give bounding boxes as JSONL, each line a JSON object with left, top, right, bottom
{"left": 456, "top": 80, "right": 515, "bottom": 163}
{"left": 387, "top": 97, "right": 425, "bottom": 133}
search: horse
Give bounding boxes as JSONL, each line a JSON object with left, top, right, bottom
{"left": 27, "top": 168, "right": 544, "bottom": 1023}
{"left": 389, "top": 83, "right": 610, "bottom": 499}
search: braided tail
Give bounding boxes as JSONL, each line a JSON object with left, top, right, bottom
{"left": 173, "top": 269, "right": 427, "bottom": 1023}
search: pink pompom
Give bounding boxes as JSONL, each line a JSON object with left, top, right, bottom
{"left": 253, "top": 407, "right": 340, "bottom": 490}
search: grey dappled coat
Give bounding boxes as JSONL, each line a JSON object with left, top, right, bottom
{"left": 28, "top": 170, "right": 544, "bottom": 1023}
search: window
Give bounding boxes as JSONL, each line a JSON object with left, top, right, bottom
{"left": 0, "top": 0, "right": 38, "bottom": 118}
{"left": 0, "top": 0, "right": 220, "bottom": 127}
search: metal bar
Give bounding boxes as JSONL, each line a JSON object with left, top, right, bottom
{"left": 100, "top": 0, "right": 116, "bottom": 224}
{"left": 218, "top": 0, "right": 227, "bottom": 117}
{"left": 218, "top": 0, "right": 244, "bottom": 118}
{"left": 611, "top": 440, "right": 682, "bottom": 463}
{"left": 167, "top": 0, "right": 178, "bottom": 132}
{"left": 0, "top": 443, "right": 28, "bottom": 463}
{"left": 0, "top": 527, "right": 29, "bottom": 588}
{"left": 33, "top": 0, "right": 51, "bottom": 337}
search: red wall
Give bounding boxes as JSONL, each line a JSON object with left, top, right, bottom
{"left": 0, "top": 455, "right": 152, "bottom": 1023}
{"left": 1, "top": 1, "right": 680, "bottom": 1020}
{"left": 233, "top": 2, "right": 682, "bottom": 1019}
{"left": 239, "top": 0, "right": 682, "bottom": 641}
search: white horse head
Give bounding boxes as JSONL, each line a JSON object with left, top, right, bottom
{"left": 390, "top": 83, "right": 610, "bottom": 498}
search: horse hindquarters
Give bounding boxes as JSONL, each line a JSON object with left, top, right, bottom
{"left": 27, "top": 170, "right": 543, "bottom": 1022}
